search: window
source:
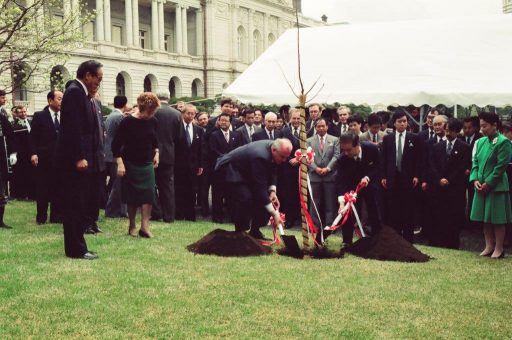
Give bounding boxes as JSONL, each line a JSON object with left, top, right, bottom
{"left": 144, "top": 76, "right": 152, "bottom": 92}
{"left": 83, "top": 21, "right": 95, "bottom": 41}
{"left": 164, "top": 34, "right": 169, "bottom": 52}
{"left": 139, "top": 30, "right": 146, "bottom": 49}
{"left": 112, "top": 25, "right": 123, "bottom": 45}
{"left": 116, "top": 74, "right": 125, "bottom": 96}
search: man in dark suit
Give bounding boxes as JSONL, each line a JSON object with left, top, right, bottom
{"left": 359, "top": 113, "right": 386, "bottom": 147}
{"left": 417, "top": 108, "right": 439, "bottom": 141}
{"left": 215, "top": 139, "right": 292, "bottom": 239}
{"left": 10, "top": 105, "right": 34, "bottom": 200}
{"left": 56, "top": 60, "right": 103, "bottom": 260}
{"left": 209, "top": 113, "right": 242, "bottom": 222}
{"left": 381, "top": 109, "right": 421, "bottom": 243}
{"left": 0, "top": 90, "right": 7, "bottom": 117}
{"left": 175, "top": 104, "right": 206, "bottom": 221}
{"left": 30, "top": 90, "right": 63, "bottom": 224}
{"left": 236, "top": 109, "right": 261, "bottom": 146}
{"left": 252, "top": 112, "right": 283, "bottom": 141}
{"left": 195, "top": 111, "right": 210, "bottom": 217}
{"left": 427, "top": 119, "right": 471, "bottom": 248}
{"left": 205, "top": 98, "right": 242, "bottom": 136}
{"left": 336, "top": 133, "right": 381, "bottom": 244}
{"left": 329, "top": 105, "right": 351, "bottom": 137}
{"left": 0, "top": 108, "right": 16, "bottom": 228}
{"left": 305, "top": 103, "right": 322, "bottom": 137}
{"left": 153, "top": 92, "right": 182, "bottom": 222}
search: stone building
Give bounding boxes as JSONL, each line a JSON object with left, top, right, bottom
{"left": 504, "top": 0, "right": 512, "bottom": 13}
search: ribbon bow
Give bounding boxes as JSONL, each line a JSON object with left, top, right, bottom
{"left": 261, "top": 211, "right": 286, "bottom": 246}
{"left": 325, "top": 183, "right": 366, "bottom": 238}
{"left": 295, "top": 147, "right": 315, "bottom": 163}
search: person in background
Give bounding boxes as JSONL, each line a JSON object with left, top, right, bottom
{"left": 501, "top": 122, "right": 512, "bottom": 246}
{"left": 331, "top": 105, "right": 351, "bottom": 137}
{"left": 418, "top": 108, "right": 439, "bottom": 141}
{"left": 0, "top": 90, "right": 7, "bottom": 117}
{"left": 360, "top": 113, "right": 385, "bottom": 147}
{"left": 0, "top": 106, "right": 16, "bottom": 228}
{"left": 276, "top": 114, "right": 284, "bottom": 130}
{"left": 347, "top": 114, "right": 364, "bottom": 136}
{"left": 306, "top": 103, "right": 323, "bottom": 137}
{"left": 236, "top": 109, "right": 260, "bottom": 146}
{"left": 470, "top": 112, "right": 512, "bottom": 259}
{"left": 10, "top": 105, "right": 33, "bottom": 200}
{"left": 112, "top": 93, "right": 160, "bottom": 238}
{"left": 196, "top": 112, "right": 209, "bottom": 132}
{"left": 252, "top": 112, "right": 283, "bottom": 141}
{"left": 196, "top": 111, "right": 210, "bottom": 217}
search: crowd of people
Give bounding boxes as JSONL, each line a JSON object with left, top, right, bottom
{"left": 0, "top": 59, "right": 511, "bottom": 260}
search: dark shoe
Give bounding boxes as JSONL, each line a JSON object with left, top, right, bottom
{"left": 284, "top": 221, "right": 294, "bottom": 229}
{"left": 79, "top": 252, "right": 98, "bottom": 260}
{"left": 249, "top": 229, "right": 271, "bottom": 241}
{"left": 212, "top": 218, "right": 224, "bottom": 224}
{"left": 85, "top": 227, "right": 96, "bottom": 234}
{"left": 37, "top": 221, "right": 46, "bottom": 225}
{"left": 92, "top": 226, "right": 103, "bottom": 233}
{"left": 139, "top": 229, "right": 153, "bottom": 238}
{"left": 480, "top": 249, "right": 493, "bottom": 257}
{"left": 0, "top": 223, "right": 12, "bottom": 229}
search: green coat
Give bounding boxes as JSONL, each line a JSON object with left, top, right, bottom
{"left": 469, "top": 133, "right": 512, "bottom": 224}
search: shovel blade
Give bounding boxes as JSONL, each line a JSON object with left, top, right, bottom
{"left": 281, "top": 235, "right": 303, "bottom": 259}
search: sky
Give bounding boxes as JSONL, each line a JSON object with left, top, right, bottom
{"left": 301, "top": 0, "right": 504, "bottom": 24}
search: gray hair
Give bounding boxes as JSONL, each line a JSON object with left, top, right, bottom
{"left": 272, "top": 138, "right": 293, "bottom": 153}
{"left": 433, "top": 114, "right": 448, "bottom": 125}
{"left": 337, "top": 105, "right": 351, "bottom": 114}
{"left": 156, "top": 91, "right": 169, "bottom": 101}
{"left": 265, "top": 112, "right": 277, "bottom": 121}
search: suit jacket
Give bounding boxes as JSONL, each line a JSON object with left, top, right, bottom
{"left": 359, "top": 130, "right": 385, "bottom": 145}
{"left": 307, "top": 133, "right": 340, "bottom": 182}
{"left": 328, "top": 122, "right": 349, "bottom": 138}
{"left": 154, "top": 102, "right": 182, "bottom": 166}
{"left": 215, "top": 140, "right": 276, "bottom": 207}
{"left": 428, "top": 139, "right": 471, "bottom": 192}
{"left": 381, "top": 131, "right": 421, "bottom": 188}
{"left": 335, "top": 142, "right": 381, "bottom": 195}
{"left": 30, "top": 106, "right": 59, "bottom": 164}
{"left": 103, "top": 109, "right": 124, "bottom": 163}
{"left": 57, "top": 79, "right": 103, "bottom": 173}
{"left": 252, "top": 128, "right": 283, "bottom": 141}
{"left": 206, "top": 115, "right": 243, "bottom": 135}
{"left": 0, "top": 114, "right": 16, "bottom": 176}
{"left": 175, "top": 122, "right": 206, "bottom": 174}
{"left": 208, "top": 129, "right": 242, "bottom": 171}
{"left": 458, "top": 132, "right": 483, "bottom": 150}
{"left": 418, "top": 127, "right": 435, "bottom": 141}
{"left": 236, "top": 124, "right": 262, "bottom": 146}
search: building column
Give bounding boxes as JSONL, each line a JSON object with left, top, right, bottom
{"left": 248, "top": 9, "right": 254, "bottom": 62}
{"left": 158, "top": 0, "right": 165, "bottom": 51}
{"left": 96, "top": 0, "right": 105, "bottom": 41}
{"left": 263, "top": 14, "right": 269, "bottom": 50}
{"left": 104, "top": 0, "right": 111, "bottom": 42}
{"left": 175, "top": 4, "right": 182, "bottom": 54}
{"left": 132, "top": 0, "right": 140, "bottom": 47}
{"left": 151, "top": 0, "right": 158, "bottom": 50}
{"left": 71, "top": 0, "right": 80, "bottom": 31}
{"left": 195, "top": 8, "right": 202, "bottom": 56}
{"left": 182, "top": 6, "right": 188, "bottom": 54}
{"left": 124, "top": 0, "right": 133, "bottom": 47}
{"left": 231, "top": 5, "right": 238, "bottom": 60}
{"left": 63, "top": 0, "right": 71, "bottom": 21}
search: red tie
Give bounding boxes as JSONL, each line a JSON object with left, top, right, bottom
{"left": 320, "top": 136, "right": 324, "bottom": 152}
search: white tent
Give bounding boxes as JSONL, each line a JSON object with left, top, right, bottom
{"left": 223, "top": 15, "right": 512, "bottom": 107}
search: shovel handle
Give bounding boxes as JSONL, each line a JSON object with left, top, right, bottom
{"left": 278, "top": 224, "right": 285, "bottom": 235}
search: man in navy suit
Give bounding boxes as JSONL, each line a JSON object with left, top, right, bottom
{"left": 236, "top": 109, "right": 261, "bottom": 146}
{"left": 336, "top": 133, "right": 381, "bottom": 244}
{"left": 252, "top": 112, "right": 283, "bottom": 141}
{"left": 30, "top": 90, "right": 63, "bottom": 224}
{"left": 174, "top": 104, "right": 206, "bottom": 221}
{"left": 209, "top": 113, "right": 241, "bottom": 223}
{"left": 381, "top": 109, "right": 421, "bottom": 243}
{"left": 57, "top": 60, "right": 103, "bottom": 259}
{"left": 417, "top": 107, "right": 439, "bottom": 141}
{"left": 427, "top": 119, "right": 471, "bottom": 248}
{"left": 215, "top": 139, "right": 292, "bottom": 240}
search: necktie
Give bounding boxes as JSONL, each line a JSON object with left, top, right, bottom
{"left": 429, "top": 130, "right": 434, "bottom": 140}
{"left": 342, "top": 124, "right": 346, "bottom": 133}
{"left": 320, "top": 136, "right": 325, "bottom": 152}
{"left": 294, "top": 128, "right": 299, "bottom": 139}
{"left": 186, "top": 124, "right": 191, "bottom": 145}
{"left": 224, "top": 131, "right": 229, "bottom": 143}
{"left": 54, "top": 112, "right": 60, "bottom": 131}
{"left": 249, "top": 126, "right": 253, "bottom": 136}
{"left": 466, "top": 136, "right": 470, "bottom": 144}
{"left": 269, "top": 131, "right": 273, "bottom": 140}
{"left": 372, "top": 134, "right": 377, "bottom": 143}
{"left": 396, "top": 133, "right": 403, "bottom": 172}
{"left": 447, "top": 141, "right": 453, "bottom": 156}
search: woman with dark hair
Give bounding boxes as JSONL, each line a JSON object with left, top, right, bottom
{"left": 470, "top": 112, "right": 512, "bottom": 259}
{"left": 112, "top": 93, "right": 160, "bottom": 238}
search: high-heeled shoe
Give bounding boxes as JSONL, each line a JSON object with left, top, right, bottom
{"left": 491, "top": 251, "right": 505, "bottom": 259}
{"left": 479, "top": 249, "right": 493, "bottom": 257}
{"left": 139, "top": 229, "right": 153, "bottom": 238}
{"left": 128, "top": 227, "right": 137, "bottom": 237}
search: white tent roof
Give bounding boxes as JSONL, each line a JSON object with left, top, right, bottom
{"left": 223, "top": 15, "right": 512, "bottom": 107}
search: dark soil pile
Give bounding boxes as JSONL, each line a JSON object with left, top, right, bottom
{"left": 348, "top": 225, "right": 430, "bottom": 262}
{"left": 187, "top": 229, "right": 272, "bottom": 257}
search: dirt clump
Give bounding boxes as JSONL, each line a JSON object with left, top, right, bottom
{"left": 187, "top": 229, "right": 272, "bottom": 257}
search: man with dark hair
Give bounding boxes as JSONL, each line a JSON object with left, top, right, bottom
{"left": 460, "top": 116, "right": 482, "bottom": 149}
{"left": 236, "top": 109, "right": 260, "bottom": 146}
{"left": 0, "top": 90, "right": 7, "bottom": 117}
{"left": 208, "top": 112, "right": 241, "bottom": 223}
{"left": 253, "top": 109, "right": 264, "bottom": 129}
{"left": 306, "top": 103, "right": 323, "bottom": 137}
{"left": 336, "top": 133, "right": 381, "bottom": 244}
{"left": 347, "top": 114, "right": 364, "bottom": 136}
{"left": 427, "top": 118, "right": 471, "bottom": 248}
{"left": 252, "top": 112, "right": 283, "bottom": 141}
{"left": 279, "top": 105, "right": 290, "bottom": 128}
{"left": 57, "top": 59, "right": 103, "bottom": 260}
{"left": 30, "top": 90, "right": 64, "bottom": 224}
{"left": 206, "top": 98, "right": 242, "bottom": 135}
{"left": 360, "top": 113, "right": 385, "bottom": 146}
{"left": 10, "top": 105, "right": 33, "bottom": 200}
{"left": 381, "top": 109, "right": 421, "bottom": 243}
{"left": 152, "top": 91, "right": 182, "bottom": 223}
{"left": 418, "top": 108, "right": 439, "bottom": 141}
{"left": 0, "top": 103, "right": 16, "bottom": 228}
{"left": 104, "top": 95, "right": 128, "bottom": 218}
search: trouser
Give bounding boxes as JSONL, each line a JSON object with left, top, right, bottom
{"left": 175, "top": 167, "right": 197, "bottom": 221}
{"left": 388, "top": 175, "right": 415, "bottom": 243}
{"left": 154, "top": 164, "right": 175, "bottom": 222}
{"left": 229, "top": 182, "right": 269, "bottom": 232}
{"left": 197, "top": 169, "right": 210, "bottom": 216}
{"left": 0, "top": 170, "right": 7, "bottom": 207}
{"left": 105, "top": 162, "right": 127, "bottom": 217}
{"left": 35, "top": 160, "right": 62, "bottom": 223}
{"left": 310, "top": 181, "right": 337, "bottom": 229}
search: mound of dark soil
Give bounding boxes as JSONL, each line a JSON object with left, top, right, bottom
{"left": 348, "top": 225, "right": 430, "bottom": 262}
{"left": 187, "top": 229, "right": 272, "bottom": 257}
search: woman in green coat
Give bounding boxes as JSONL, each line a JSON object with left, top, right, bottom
{"left": 470, "top": 112, "right": 512, "bottom": 259}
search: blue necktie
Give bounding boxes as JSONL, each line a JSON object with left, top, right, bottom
{"left": 54, "top": 112, "right": 60, "bottom": 131}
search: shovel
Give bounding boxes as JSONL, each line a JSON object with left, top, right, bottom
{"left": 277, "top": 223, "right": 303, "bottom": 259}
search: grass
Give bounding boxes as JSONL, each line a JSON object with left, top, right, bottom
{"left": 1, "top": 200, "right": 511, "bottom": 339}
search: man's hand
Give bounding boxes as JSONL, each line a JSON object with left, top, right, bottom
{"left": 197, "top": 168, "right": 203, "bottom": 176}
{"left": 272, "top": 211, "right": 283, "bottom": 228}
{"left": 117, "top": 162, "right": 126, "bottom": 177}
{"left": 440, "top": 178, "right": 449, "bottom": 187}
{"left": 421, "top": 182, "right": 428, "bottom": 191}
{"left": 270, "top": 191, "right": 280, "bottom": 210}
{"left": 76, "top": 159, "right": 88, "bottom": 171}
{"left": 412, "top": 177, "right": 419, "bottom": 188}
{"left": 153, "top": 152, "right": 159, "bottom": 168}
{"left": 289, "top": 158, "right": 299, "bottom": 166}
{"left": 381, "top": 178, "right": 388, "bottom": 189}
{"left": 359, "top": 176, "right": 369, "bottom": 188}
{"left": 31, "top": 155, "right": 38, "bottom": 167}
{"left": 315, "top": 167, "right": 323, "bottom": 175}
{"left": 9, "top": 153, "right": 17, "bottom": 166}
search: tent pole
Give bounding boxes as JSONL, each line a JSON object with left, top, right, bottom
{"left": 454, "top": 105, "right": 458, "bottom": 118}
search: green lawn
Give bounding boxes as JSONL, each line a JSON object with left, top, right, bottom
{"left": 1, "top": 200, "right": 511, "bottom": 339}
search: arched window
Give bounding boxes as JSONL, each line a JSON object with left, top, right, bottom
{"left": 237, "top": 26, "right": 247, "bottom": 62}
{"left": 116, "top": 73, "right": 126, "bottom": 96}
{"left": 144, "top": 76, "right": 152, "bottom": 92}
{"left": 191, "top": 78, "right": 203, "bottom": 98}
{"left": 268, "top": 33, "right": 276, "bottom": 47}
{"left": 253, "top": 30, "right": 262, "bottom": 59}
{"left": 169, "top": 76, "right": 182, "bottom": 98}
{"left": 13, "top": 64, "right": 28, "bottom": 101}
{"left": 50, "top": 65, "right": 70, "bottom": 91}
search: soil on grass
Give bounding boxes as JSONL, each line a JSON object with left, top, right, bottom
{"left": 187, "top": 229, "right": 272, "bottom": 257}
{"left": 348, "top": 225, "right": 430, "bottom": 262}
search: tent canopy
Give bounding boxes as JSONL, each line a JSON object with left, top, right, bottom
{"left": 223, "top": 15, "right": 512, "bottom": 107}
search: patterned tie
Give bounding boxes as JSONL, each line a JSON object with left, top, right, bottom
{"left": 269, "top": 130, "right": 273, "bottom": 140}
{"left": 54, "top": 112, "right": 60, "bottom": 131}
{"left": 294, "top": 128, "right": 299, "bottom": 139}
{"left": 429, "top": 130, "right": 434, "bottom": 140}
{"left": 320, "top": 136, "right": 325, "bottom": 152}
{"left": 446, "top": 141, "right": 453, "bottom": 156}
{"left": 396, "top": 133, "right": 403, "bottom": 172}
{"left": 224, "top": 131, "right": 229, "bottom": 143}
{"left": 372, "top": 133, "right": 377, "bottom": 143}
{"left": 186, "top": 124, "right": 192, "bottom": 145}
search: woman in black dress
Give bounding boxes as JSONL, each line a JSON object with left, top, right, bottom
{"left": 112, "top": 93, "right": 160, "bottom": 238}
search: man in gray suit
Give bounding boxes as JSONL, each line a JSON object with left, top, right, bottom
{"left": 153, "top": 92, "right": 182, "bottom": 222}
{"left": 359, "top": 113, "right": 386, "bottom": 147}
{"left": 104, "top": 96, "right": 128, "bottom": 218}
{"left": 307, "top": 118, "right": 340, "bottom": 233}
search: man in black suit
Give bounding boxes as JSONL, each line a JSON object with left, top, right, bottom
{"left": 209, "top": 113, "right": 242, "bottom": 222}
{"left": 252, "top": 112, "right": 283, "bottom": 141}
{"left": 153, "top": 92, "right": 182, "bottom": 222}
{"left": 336, "top": 133, "right": 381, "bottom": 244}
{"left": 205, "top": 98, "right": 242, "bottom": 136}
{"left": 30, "top": 90, "right": 63, "bottom": 224}
{"left": 0, "top": 90, "right": 7, "bottom": 117}
{"left": 10, "top": 105, "right": 34, "bottom": 200}
{"left": 417, "top": 107, "right": 439, "bottom": 141}
{"left": 381, "top": 109, "right": 421, "bottom": 243}
{"left": 175, "top": 104, "right": 206, "bottom": 221}
{"left": 215, "top": 139, "right": 292, "bottom": 239}
{"left": 305, "top": 103, "right": 322, "bottom": 137}
{"left": 57, "top": 60, "right": 103, "bottom": 260}
{"left": 195, "top": 111, "right": 210, "bottom": 217}
{"left": 236, "top": 109, "right": 261, "bottom": 146}
{"left": 427, "top": 119, "right": 471, "bottom": 249}
{"left": 0, "top": 109, "right": 16, "bottom": 228}
{"left": 328, "top": 105, "right": 351, "bottom": 137}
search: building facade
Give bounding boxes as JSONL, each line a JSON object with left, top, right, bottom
{"left": 9, "top": 0, "right": 320, "bottom": 111}
{"left": 505, "top": 0, "right": 512, "bottom": 13}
